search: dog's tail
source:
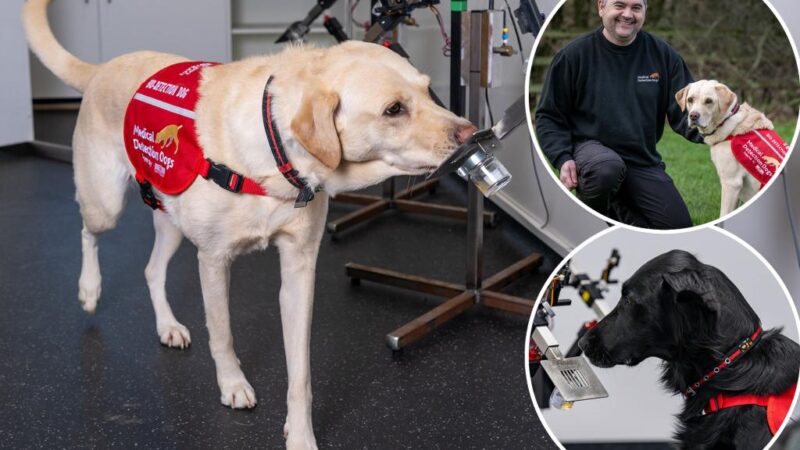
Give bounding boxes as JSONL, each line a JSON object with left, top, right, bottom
{"left": 22, "top": 0, "right": 98, "bottom": 93}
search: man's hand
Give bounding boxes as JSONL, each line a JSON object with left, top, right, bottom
{"left": 559, "top": 160, "right": 578, "bottom": 190}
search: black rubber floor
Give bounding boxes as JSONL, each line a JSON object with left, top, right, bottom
{"left": 0, "top": 147, "right": 559, "bottom": 449}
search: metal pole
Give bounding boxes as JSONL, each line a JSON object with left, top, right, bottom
{"left": 466, "top": 11, "right": 486, "bottom": 291}
{"left": 450, "top": 7, "right": 465, "bottom": 116}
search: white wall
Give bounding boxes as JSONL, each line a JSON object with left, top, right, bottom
{"left": 0, "top": 0, "right": 33, "bottom": 147}
{"left": 539, "top": 227, "right": 799, "bottom": 444}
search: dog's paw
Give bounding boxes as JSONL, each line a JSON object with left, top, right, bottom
{"left": 78, "top": 285, "right": 101, "bottom": 314}
{"left": 284, "top": 423, "right": 318, "bottom": 450}
{"left": 158, "top": 323, "right": 191, "bottom": 349}
{"left": 220, "top": 379, "right": 257, "bottom": 409}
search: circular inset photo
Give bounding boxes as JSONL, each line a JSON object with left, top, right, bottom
{"left": 525, "top": 226, "right": 800, "bottom": 449}
{"left": 527, "top": 0, "right": 800, "bottom": 230}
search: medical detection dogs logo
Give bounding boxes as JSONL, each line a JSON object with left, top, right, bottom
{"left": 637, "top": 71, "right": 660, "bottom": 83}
{"left": 156, "top": 124, "right": 183, "bottom": 155}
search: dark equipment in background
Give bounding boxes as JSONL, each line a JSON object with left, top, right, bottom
{"left": 364, "top": 0, "right": 441, "bottom": 42}
{"left": 276, "top": 0, "right": 339, "bottom": 43}
{"left": 513, "top": 0, "right": 545, "bottom": 37}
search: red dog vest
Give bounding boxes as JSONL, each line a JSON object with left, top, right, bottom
{"left": 705, "top": 384, "right": 797, "bottom": 435}
{"left": 726, "top": 129, "right": 788, "bottom": 189}
{"left": 124, "top": 61, "right": 265, "bottom": 200}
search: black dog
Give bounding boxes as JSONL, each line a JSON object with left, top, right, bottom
{"left": 579, "top": 250, "right": 799, "bottom": 449}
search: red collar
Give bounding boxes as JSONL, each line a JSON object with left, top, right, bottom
{"left": 704, "top": 384, "right": 797, "bottom": 435}
{"left": 684, "top": 325, "right": 762, "bottom": 398}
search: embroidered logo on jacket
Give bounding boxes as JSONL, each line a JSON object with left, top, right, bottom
{"left": 637, "top": 72, "right": 660, "bottom": 83}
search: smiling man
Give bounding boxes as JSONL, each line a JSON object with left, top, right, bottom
{"left": 535, "top": 0, "right": 702, "bottom": 229}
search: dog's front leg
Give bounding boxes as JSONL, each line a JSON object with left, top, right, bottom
{"left": 276, "top": 233, "right": 321, "bottom": 450}
{"left": 198, "top": 251, "right": 256, "bottom": 409}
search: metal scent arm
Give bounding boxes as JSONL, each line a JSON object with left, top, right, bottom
{"left": 529, "top": 302, "right": 609, "bottom": 410}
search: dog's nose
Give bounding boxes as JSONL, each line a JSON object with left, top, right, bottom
{"left": 455, "top": 124, "right": 478, "bottom": 144}
{"left": 689, "top": 111, "right": 700, "bottom": 121}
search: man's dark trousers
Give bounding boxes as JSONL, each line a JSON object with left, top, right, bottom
{"left": 573, "top": 140, "right": 693, "bottom": 229}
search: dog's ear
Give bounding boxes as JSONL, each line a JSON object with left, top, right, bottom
{"left": 662, "top": 272, "right": 719, "bottom": 341}
{"left": 715, "top": 84, "right": 737, "bottom": 114}
{"left": 662, "top": 272, "right": 719, "bottom": 313}
{"left": 675, "top": 86, "right": 689, "bottom": 112}
{"left": 291, "top": 87, "right": 342, "bottom": 170}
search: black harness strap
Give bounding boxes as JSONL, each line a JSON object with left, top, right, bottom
{"left": 262, "top": 76, "right": 316, "bottom": 208}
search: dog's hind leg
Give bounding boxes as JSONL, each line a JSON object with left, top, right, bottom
{"left": 145, "top": 211, "right": 191, "bottom": 349}
{"left": 73, "top": 125, "right": 129, "bottom": 313}
{"left": 719, "top": 180, "right": 742, "bottom": 216}
{"left": 198, "top": 251, "right": 256, "bottom": 409}
{"left": 740, "top": 176, "right": 760, "bottom": 206}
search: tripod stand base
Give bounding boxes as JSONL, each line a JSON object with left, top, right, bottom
{"left": 328, "top": 178, "right": 497, "bottom": 235}
{"left": 346, "top": 253, "right": 542, "bottom": 350}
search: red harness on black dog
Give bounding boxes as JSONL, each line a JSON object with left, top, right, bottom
{"left": 124, "top": 62, "right": 315, "bottom": 210}
{"left": 726, "top": 129, "right": 788, "bottom": 189}
{"left": 704, "top": 384, "right": 797, "bottom": 435}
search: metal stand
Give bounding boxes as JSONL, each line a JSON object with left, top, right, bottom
{"left": 345, "top": 10, "right": 542, "bottom": 350}
{"left": 328, "top": 179, "right": 496, "bottom": 234}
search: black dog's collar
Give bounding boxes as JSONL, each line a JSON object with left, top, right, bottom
{"left": 262, "top": 76, "right": 317, "bottom": 208}
{"left": 683, "top": 324, "right": 762, "bottom": 398}
{"left": 699, "top": 102, "right": 740, "bottom": 137}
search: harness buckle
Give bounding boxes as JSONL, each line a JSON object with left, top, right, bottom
{"left": 137, "top": 179, "right": 162, "bottom": 210}
{"left": 205, "top": 159, "right": 245, "bottom": 193}
{"left": 294, "top": 186, "right": 315, "bottom": 208}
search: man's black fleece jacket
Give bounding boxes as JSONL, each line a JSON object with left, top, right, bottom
{"left": 534, "top": 28, "right": 702, "bottom": 170}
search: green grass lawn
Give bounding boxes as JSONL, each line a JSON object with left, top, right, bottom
{"left": 660, "top": 121, "right": 795, "bottom": 225}
{"left": 546, "top": 122, "right": 796, "bottom": 226}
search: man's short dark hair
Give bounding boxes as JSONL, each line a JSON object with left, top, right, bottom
{"left": 601, "top": 0, "right": 648, "bottom": 7}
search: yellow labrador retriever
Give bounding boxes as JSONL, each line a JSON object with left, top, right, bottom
{"left": 675, "top": 80, "right": 787, "bottom": 217}
{"left": 22, "top": 0, "right": 474, "bottom": 448}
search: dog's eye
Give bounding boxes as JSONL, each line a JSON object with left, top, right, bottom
{"left": 687, "top": 97, "right": 694, "bottom": 104}
{"left": 383, "top": 102, "right": 404, "bottom": 117}
{"left": 704, "top": 98, "right": 713, "bottom": 105}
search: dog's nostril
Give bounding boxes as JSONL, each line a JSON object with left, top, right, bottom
{"left": 455, "top": 124, "right": 478, "bottom": 144}
{"left": 689, "top": 112, "right": 700, "bottom": 120}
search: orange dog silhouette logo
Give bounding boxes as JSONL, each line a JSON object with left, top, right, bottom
{"left": 763, "top": 155, "right": 780, "bottom": 168}
{"left": 156, "top": 124, "right": 183, "bottom": 154}
{"left": 649, "top": 72, "right": 660, "bottom": 80}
